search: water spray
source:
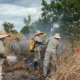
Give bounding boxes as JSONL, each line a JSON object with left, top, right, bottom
{"left": 7, "top": 55, "right": 17, "bottom": 62}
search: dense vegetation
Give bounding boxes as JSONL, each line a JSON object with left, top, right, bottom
{"left": 2, "top": 21, "right": 18, "bottom": 34}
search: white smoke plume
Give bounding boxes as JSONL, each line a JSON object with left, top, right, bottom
{"left": 7, "top": 56, "right": 17, "bottom": 62}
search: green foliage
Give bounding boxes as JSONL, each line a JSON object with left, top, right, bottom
{"left": 20, "top": 25, "right": 29, "bottom": 34}
{"left": 39, "top": 0, "right": 80, "bottom": 41}
{"left": 39, "top": 0, "right": 62, "bottom": 33}
{"left": 23, "top": 15, "right": 31, "bottom": 26}
{"left": 61, "top": 0, "right": 80, "bottom": 23}
{"left": 20, "top": 15, "right": 31, "bottom": 34}
{"left": 30, "top": 22, "right": 37, "bottom": 33}
{"left": 11, "top": 30, "right": 18, "bottom": 34}
{"left": 2, "top": 21, "right": 14, "bottom": 33}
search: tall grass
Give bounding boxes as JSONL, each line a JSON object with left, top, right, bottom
{"left": 49, "top": 41, "right": 80, "bottom": 80}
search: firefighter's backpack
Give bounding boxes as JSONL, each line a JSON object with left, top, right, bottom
{"left": 30, "top": 38, "right": 35, "bottom": 52}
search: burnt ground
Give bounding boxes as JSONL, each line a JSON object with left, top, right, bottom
{"left": 3, "top": 70, "right": 45, "bottom": 80}
{"left": 2, "top": 49, "right": 46, "bottom": 80}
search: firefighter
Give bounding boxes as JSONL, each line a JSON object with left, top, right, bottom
{"left": 0, "top": 30, "right": 9, "bottom": 80}
{"left": 33, "top": 30, "right": 44, "bottom": 70}
{"left": 14, "top": 32, "right": 20, "bottom": 41}
{"left": 43, "top": 33, "right": 61, "bottom": 78}
{"left": 42, "top": 33, "right": 47, "bottom": 42}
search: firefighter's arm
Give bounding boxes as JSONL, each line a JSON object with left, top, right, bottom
{"left": 56, "top": 43, "right": 59, "bottom": 52}
{"left": 44, "top": 38, "right": 50, "bottom": 45}
{"left": 0, "top": 41, "right": 7, "bottom": 58}
{"left": 34, "top": 36, "right": 44, "bottom": 44}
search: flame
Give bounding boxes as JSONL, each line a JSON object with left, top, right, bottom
{"left": 75, "top": 45, "right": 80, "bottom": 55}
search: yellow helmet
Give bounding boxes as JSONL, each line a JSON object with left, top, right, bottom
{"left": 44, "top": 33, "right": 46, "bottom": 36}
{"left": 18, "top": 32, "right": 20, "bottom": 35}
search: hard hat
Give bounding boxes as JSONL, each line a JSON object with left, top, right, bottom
{"left": 18, "top": 32, "right": 20, "bottom": 35}
{"left": 44, "top": 33, "right": 46, "bottom": 36}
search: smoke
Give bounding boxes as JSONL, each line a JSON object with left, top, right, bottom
{"left": 7, "top": 56, "right": 17, "bottom": 62}
{"left": 53, "top": 23, "right": 59, "bottom": 28}
{"left": 7, "top": 38, "right": 30, "bottom": 52}
{"left": 51, "top": 28, "right": 54, "bottom": 32}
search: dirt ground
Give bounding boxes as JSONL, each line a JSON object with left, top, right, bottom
{"left": 2, "top": 52, "right": 45, "bottom": 80}
{"left": 3, "top": 45, "right": 46, "bottom": 80}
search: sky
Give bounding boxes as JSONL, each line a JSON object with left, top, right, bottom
{"left": 0, "top": 0, "right": 50, "bottom": 32}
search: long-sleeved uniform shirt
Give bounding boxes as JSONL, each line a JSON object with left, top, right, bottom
{"left": 34, "top": 36, "right": 44, "bottom": 50}
{"left": 45, "top": 37, "right": 59, "bottom": 54}
{"left": 0, "top": 40, "right": 6, "bottom": 65}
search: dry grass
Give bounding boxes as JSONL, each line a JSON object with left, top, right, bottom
{"left": 3, "top": 33, "right": 80, "bottom": 80}
{"left": 49, "top": 54, "right": 80, "bottom": 80}
{"left": 49, "top": 41, "right": 80, "bottom": 80}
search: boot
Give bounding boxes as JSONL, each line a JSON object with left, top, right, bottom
{"left": 50, "top": 65, "right": 53, "bottom": 74}
{"left": 43, "top": 66, "right": 47, "bottom": 78}
{"left": 53, "top": 65, "right": 56, "bottom": 73}
{"left": 34, "top": 61, "right": 38, "bottom": 70}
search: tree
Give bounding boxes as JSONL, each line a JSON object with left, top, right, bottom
{"left": 30, "top": 21, "right": 51, "bottom": 36}
{"left": 11, "top": 30, "right": 18, "bottom": 34}
{"left": 20, "top": 15, "right": 31, "bottom": 34}
{"left": 30, "top": 22, "right": 38, "bottom": 33}
{"left": 58, "top": 0, "right": 80, "bottom": 41}
{"left": 39, "top": 0, "right": 80, "bottom": 41}
{"left": 39, "top": 0, "right": 62, "bottom": 33}
{"left": 2, "top": 21, "right": 14, "bottom": 33}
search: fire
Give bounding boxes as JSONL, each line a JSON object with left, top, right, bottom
{"left": 75, "top": 45, "right": 80, "bottom": 55}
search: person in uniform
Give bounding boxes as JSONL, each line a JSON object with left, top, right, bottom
{"left": 33, "top": 30, "right": 44, "bottom": 70}
{"left": 43, "top": 33, "right": 61, "bottom": 77}
{"left": 0, "top": 30, "right": 9, "bottom": 80}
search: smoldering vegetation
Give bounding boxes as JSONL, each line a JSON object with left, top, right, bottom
{"left": 2, "top": 33, "right": 80, "bottom": 80}
{"left": 6, "top": 39, "right": 30, "bottom": 52}
{"left": 3, "top": 33, "right": 46, "bottom": 80}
